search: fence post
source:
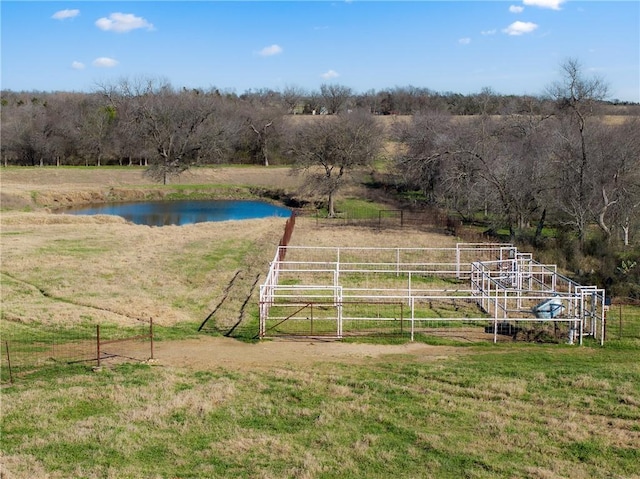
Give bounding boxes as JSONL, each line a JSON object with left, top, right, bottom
{"left": 410, "top": 297, "right": 415, "bottom": 342}
{"left": 96, "top": 324, "right": 101, "bottom": 367}
{"left": 619, "top": 303, "right": 623, "bottom": 340}
{"left": 150, "top": 318, "right": 154, "bottom": 360}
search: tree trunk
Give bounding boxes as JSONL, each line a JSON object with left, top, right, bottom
{"left": 597, "top": 186, "right": 616, "bottom": 241}
{"left": 327, "top": 191, "right": 336, "bottom": 218}
{"left": 622, "top": 216, "right": 631, "bottom": 246}
{"left": 622, "top": 224, "right": 630, "bottom": 246}
{"left": 534, "top": 208, "right": 546, "bottom": 245}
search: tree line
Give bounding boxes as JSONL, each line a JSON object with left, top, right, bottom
{"left": 2, "top": 69, "right": 638, "bottom": 171}
{"left": 1, "top": 60, "right": 639, "bottom": 292}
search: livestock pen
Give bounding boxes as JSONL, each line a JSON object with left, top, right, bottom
{"left": 259, "top": 243, "right": 606, "bottom": 344}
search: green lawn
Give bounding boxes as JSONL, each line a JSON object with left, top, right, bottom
{"left": 2, "top": 341, "right": 638, "bottom": 479}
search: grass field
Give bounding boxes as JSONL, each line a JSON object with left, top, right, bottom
{"left": 1, "top": 167, "right": 639, "bottom": 478}
{"left": 2, "top": 344, "right": 639, "bottom": 479}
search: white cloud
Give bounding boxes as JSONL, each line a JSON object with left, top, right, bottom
{"left": 458, "top": 37, "right": 471, "bottom": 45}
{"left": 92, "top": 57, "right": 119, "bottom": 68}
{"left": 481, "top": 29, "right": 497, "bottom": 35}
{"left": 71, "top": 61, "right": 85, "bottom": 70}
{"left": 52, "top": 9, "right": 80, "bottom": 20}
{"left": 523, "top": 0, "right": 564, "bottom": 10}
{"left": 258, "top": 44, "right": 283, "bottom": 57}
{"left": 321, "top": 69, "right": 339, "bottom": 80}
{"left": 509, "top": 5, "right": 524, "bottom": 13}
{"left": 503, "top": 21, "right": 539, "bottom": 35}
{"left": 95, "top": 13, "right": 154, "bottom": 33}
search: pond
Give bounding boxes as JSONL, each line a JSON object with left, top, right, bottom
{"left": 61, "top": 200, "right": 292, "bottom": 226}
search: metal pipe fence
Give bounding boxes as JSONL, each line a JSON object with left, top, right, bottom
{"left": 259, "top": 243, "right": 608, "bottom": 344}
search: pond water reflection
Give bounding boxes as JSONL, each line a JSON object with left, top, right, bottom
{"left": 62, "top": 200, "right": 291, "bottom": 226}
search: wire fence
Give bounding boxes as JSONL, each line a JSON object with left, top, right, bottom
{"left": 310, "top": 206, "right": 500, "bottom": 245}
{"left": 605, "top": 300, "right": 640, "bottom": 340}
{"left": 1, "top": 320, "right": 154, "bottom": 384}
{"left": 313, "top": 206, "right": 461, "bottom": 232}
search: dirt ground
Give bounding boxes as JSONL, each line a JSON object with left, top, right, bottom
{"left": 137, "top": 336, "right": 466, "bottom": 372}
{"left": 0, "top": 166, "right": 472, "bottom": 371}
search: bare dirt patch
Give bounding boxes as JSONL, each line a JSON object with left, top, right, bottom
{"left": 141, "top": 336, "right": 465, "bottom": 372}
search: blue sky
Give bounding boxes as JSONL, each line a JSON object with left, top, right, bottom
{"left": 1, "top": 1, "right": 639, "bottom": 102}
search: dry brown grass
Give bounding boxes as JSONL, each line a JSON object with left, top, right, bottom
{"left": 1, "top": 213, "right": 285, "bottom": 327}
{"left": 0, "top": 166, "right": 303, "bottom": 192}
{"left": 0, "top": 166, "right": 305, "bottom": 209}
{"left": 291, "top": 217, "right": 456, "bottom": 249}
{"left": 0, "top": 215, "right": 456, "bottom": 331}
{"left": 0, "top": 168, "right": 284, "bottom": 328}
{"left": 0, "top": 167, "right": 456, "bottom": 333}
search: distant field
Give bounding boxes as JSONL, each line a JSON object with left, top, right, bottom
{"left": 1, "top": 167, "right": 639, "bottom": 478}
{"left": 0, "top": 165, "right": 305, "bottom": 209}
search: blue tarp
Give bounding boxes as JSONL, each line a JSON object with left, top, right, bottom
{"left": 532, "top": 297, "right": 564, "bottom": 319}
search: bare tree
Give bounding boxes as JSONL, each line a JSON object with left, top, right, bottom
{"left": 110, "top": 100, "right": 145, "bottom": 166}
{"left": 546, "top": 58, "right": 609, "bottom": 247}
{"left": 1, "top": 96, "right": 58, "bottom": 166}
{"left": 589, "top": 118, "right": 640, "bottom": 244}
{"left": 281, "top": 85, "right": 306, "bottom": 114}
{"left": 448, "top": 116, "right": 524, "bottom": 237}
{"left": 199, "top": 94, "right": 243, "bottom": 165}
{"left": 1, "top": 95, "right": 33, "bottom": 165}
{"left": 243, "top": 104, "right": 285, "bottom": 166}
{"left": 320, "top": 84, "right": 353, "bottom": 114}
{"left": 393, "top": 107, "right": 555, "bottom": 239}
{"left": 99, "top": 80, "right": 155, "bottom": 166}
{"left": 75, "top": 94, "right": 116, "bottom": 166}
{"left": 288, "top": 110, "right": 384, "bottom": 217}
{"left": 392, "top": 111, "right": 453, "bottom": 204}
{"left": 107, "top": 78, "right": 217, "bottom": 184}
{"left": 353, "top": 89, "right": 380, "bottom": 114}
{"left": 305, "top": 90, "right": 324, "bottom": 115}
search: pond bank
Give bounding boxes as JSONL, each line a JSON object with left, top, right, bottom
{"left": 0, "top": 166, "right": 306, "bottom": 210}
